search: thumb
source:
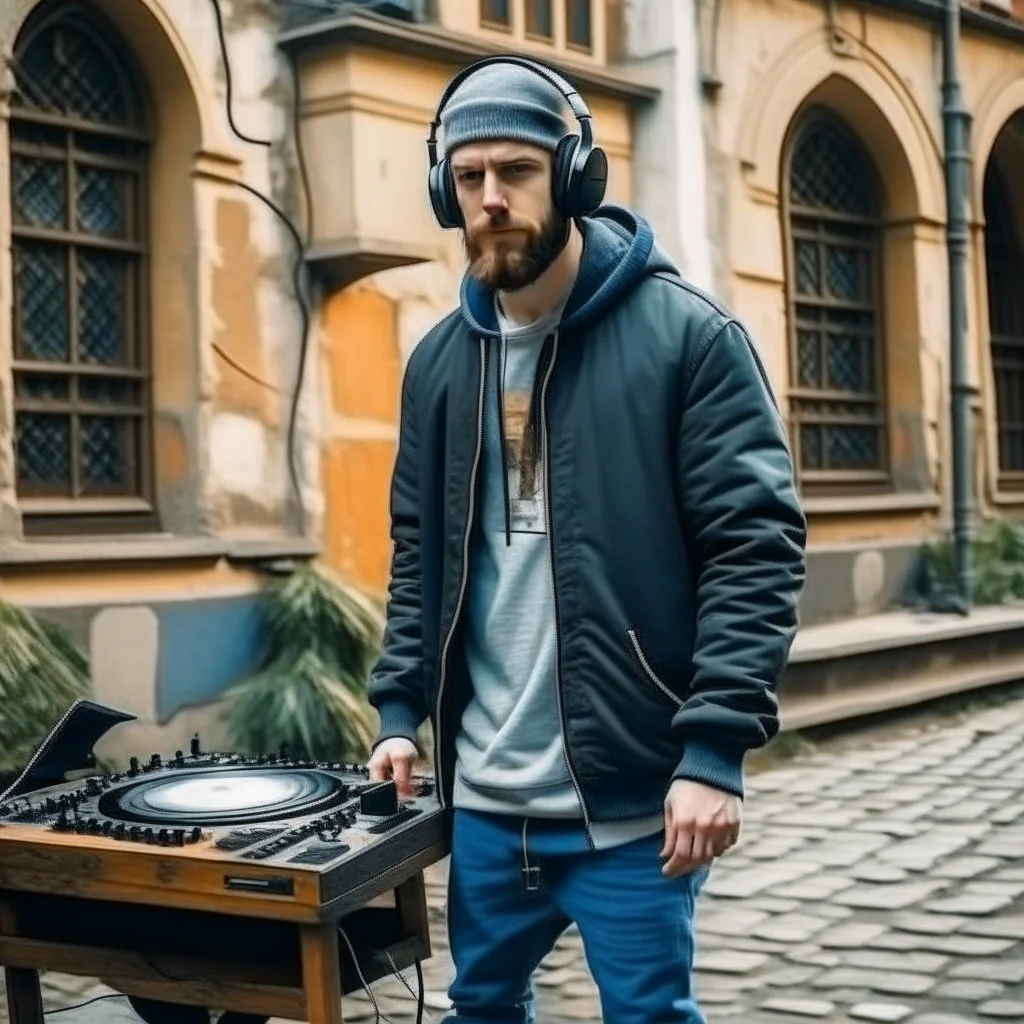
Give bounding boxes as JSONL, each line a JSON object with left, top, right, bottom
{"left": 660, "top": 803, "right": 674, "bottom": 859}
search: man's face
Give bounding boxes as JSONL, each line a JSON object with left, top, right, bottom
{"left": 451, "top": 140, "right": 567, "bottom": 290}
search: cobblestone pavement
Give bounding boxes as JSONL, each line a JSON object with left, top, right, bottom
{"left": 3, "top": 692, "right": 1024, "bottom": 1024}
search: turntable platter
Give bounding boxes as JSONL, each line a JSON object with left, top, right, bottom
{"left": 145, "top": 775, "right": 315, "bottom": 813}
{"left": 98, "top": 767, "right": 350, "bottom": 826}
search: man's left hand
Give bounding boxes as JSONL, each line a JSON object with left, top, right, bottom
{"left": 660, "top": 779, "right": 742, "bottom": 877}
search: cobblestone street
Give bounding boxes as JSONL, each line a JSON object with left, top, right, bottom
{"left": 4, "top": 690, "right": 1024, "bottom": 1024}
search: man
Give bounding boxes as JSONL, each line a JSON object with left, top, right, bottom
{"left": 367, "top": 56, "right": 807, "bottom": 1023}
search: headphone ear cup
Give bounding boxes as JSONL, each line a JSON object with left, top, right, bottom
{"left": 551, "top": 134, "right": 579, "bottom": 216}
{"left": 577, "top": 146, "right": 608, "bottom": 216}
{"left": 443, "top": 161, "right": 462, "bottom": 227}
{"left": 429, "top": 158, "right": 462, "bottom": 229}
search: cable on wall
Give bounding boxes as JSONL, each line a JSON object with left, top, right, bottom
{"left": 209, "top": 0, "right": 314, "bottom": 536}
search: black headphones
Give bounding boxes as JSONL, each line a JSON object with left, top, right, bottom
{"left": 426, "top": 54, "right": 608, "bottom": 230}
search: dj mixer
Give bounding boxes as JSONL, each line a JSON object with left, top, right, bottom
{"left": 0, "top": 698, "right": 447, "bottom": 915}
{"left": 0, "top": 700, "right": 450, "bottom": 1024}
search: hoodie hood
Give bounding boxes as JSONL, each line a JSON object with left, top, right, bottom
{"left": 458, "top": 204, "right": 679, "bottom": 338}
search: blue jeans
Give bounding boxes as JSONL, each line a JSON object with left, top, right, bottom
{"left": 442, "top": 808, "right": 708, "bottom": 1023}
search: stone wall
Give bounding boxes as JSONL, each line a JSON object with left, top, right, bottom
{"left": 0, "top": 0, "right": 316, "bottom": 544}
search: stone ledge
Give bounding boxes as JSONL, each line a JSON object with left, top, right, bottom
{"left": 782, "top": 656, "right": 1024, "bottom": 732}
{"left": 791, "top": 605, "right": 1024, "bottom": 663}
{"left": 0, "top": 535, "right": 320, "bottom": 568}
{"left": 802, "top": 491, "right": 942, "bottom": 516}
{"left": 782, "top": 605, "right": 1024, "bottom": 731}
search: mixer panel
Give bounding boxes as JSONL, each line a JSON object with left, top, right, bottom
{"left": 0, "top": 700, "right": 449, "bottom": 920}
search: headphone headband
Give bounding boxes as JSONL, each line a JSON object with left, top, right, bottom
{"left": 426, "top": 54, "right": 593, "bottom": 169}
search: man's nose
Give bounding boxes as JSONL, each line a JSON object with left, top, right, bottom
{"left": 482, "top": 172, "right": 509, "bottom": 216}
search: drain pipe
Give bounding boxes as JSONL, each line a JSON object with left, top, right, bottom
{"left": 942, "top": 0, "right": 974, "bottom": 608}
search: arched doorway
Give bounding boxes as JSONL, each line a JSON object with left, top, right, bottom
{"left": 983, "top": 113, "right": 1024, "bottom": 492}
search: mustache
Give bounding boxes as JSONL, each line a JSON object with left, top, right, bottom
{"left": 469, "top": 212, "right": 532, "bottom": 235}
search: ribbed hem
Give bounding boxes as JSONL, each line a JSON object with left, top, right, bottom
{"left": 580, "top": 777, "right": 668, "bottom": 822}
{"left": 372, "top": 700, "right": 424, "bottom": 754}
{"left": 672, "top": 740, "right": 746, "bottom": 800}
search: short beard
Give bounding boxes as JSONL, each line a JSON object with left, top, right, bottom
{"left": 462, "top": 206, "right": 569, "bottom": 291}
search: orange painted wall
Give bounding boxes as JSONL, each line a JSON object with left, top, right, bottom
{"left": 320, "top": 286, "right": 403, "bottom": 598}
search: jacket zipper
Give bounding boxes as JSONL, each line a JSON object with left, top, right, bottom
{"left": 496, "top": 334, "right": 512, "bottom": 546}
{"left": 540, "top": 330, "right": 594, "bottom": 847}
{"left": 626, "top": 628, "right": 684, "bottom": 708}
{"left": 433, "top": 336, "right": 488, "bottom": 809}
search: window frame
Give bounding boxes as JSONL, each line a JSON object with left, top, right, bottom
{"left": 565, "top": 0, "right": 593, "bottom": 52}
{"left": 8, "top": 6, "right": 156, "bottom": 536}
{"left": 479, "top": 0, "right": 512, "bottom": 30}
{"left": 781, "top": 107, "right": 891, "bottom": 495}
{"left": 524, "top": 0, "right": 554, "bottom": 41}
{"left": 983, "top": 161, "right": 1024, "bottom": 491}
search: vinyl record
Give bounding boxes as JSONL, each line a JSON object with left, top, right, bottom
{"left": 99, "top": 767, "right": 349, "bottom": 826}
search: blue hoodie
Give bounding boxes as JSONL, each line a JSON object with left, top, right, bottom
{"left": 367, "top": 203, "right": 806, "bottom": 847}
{"left": 453, "top": 207, "right": 674, "bottom": 842}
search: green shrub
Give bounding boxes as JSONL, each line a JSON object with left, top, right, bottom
{"left": 0, "top": 601, "right": 90, "bottom": 777}
{"left": 920, "top": 517, "right": 1024, "bottom": 607}
{"left": 222, "top": 564, "right": 384, "bottom": 763}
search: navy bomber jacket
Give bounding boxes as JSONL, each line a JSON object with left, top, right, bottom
{"left": 367, "top": 204, "right": 808, "bottom": 832}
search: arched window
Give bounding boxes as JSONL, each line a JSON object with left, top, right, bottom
{"left": 9, "top": 7, "right": 151, "bottom": 531}
{"left": 983, "top": 162, "right": 1024, "bottom": 487}
{"left": 784, "top": 108, "right": 887, "bottom": 491}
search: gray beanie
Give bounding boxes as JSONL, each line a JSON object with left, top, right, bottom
{"left": 441, "top": 63, "right": 572, "bottom": 158}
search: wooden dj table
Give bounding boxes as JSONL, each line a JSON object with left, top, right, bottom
{"left": 0, "top": 699, "right": 450, "bottom": 1024}
{"left": 0, "top": 825, "right": 439, "bottom": 1024}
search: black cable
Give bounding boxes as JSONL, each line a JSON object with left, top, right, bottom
{"left": 209, "top": 0, "right": 271, "bottom": 147}
{"left": 45, "top": 993, "right": 122, "bottom": 1016}
{"left": 385, "top": 950, "right": 428, "bottom": 1024}
{"left": 415, "top": 958, "right": 425, "bottom": 1024}
{"left": 209, "top": 0, "right": 314, "bottom": 535}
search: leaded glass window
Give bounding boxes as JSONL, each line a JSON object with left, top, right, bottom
{"left": 983, "top": 163, "right": 1024, "bottom": 489}
{"left": 9, "top": 10, "right": 150, "bottom": 519}
{"left": 785, "top": 109, "right": 887, "bottom": 487}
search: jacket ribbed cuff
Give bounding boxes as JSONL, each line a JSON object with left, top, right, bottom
{"left": 673, "top": 739, "right": 746, "bottom": 800}
{"left": 372, "top": 700, "right": 425, "bottom": 754}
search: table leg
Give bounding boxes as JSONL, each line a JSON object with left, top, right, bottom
{"left": 4, "top": 967, "right": 44, "bottom": 1024}
{"left": 300, "top": 924, "right": 343, "bottom": 1024}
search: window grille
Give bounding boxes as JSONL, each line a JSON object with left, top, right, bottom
{"left": 784, "top": 109, "right": 888, "bottom": 487}
{"left": 10, "top": 10, "right": 151, "bottom": 523}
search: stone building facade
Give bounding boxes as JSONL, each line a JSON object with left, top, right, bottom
{"left": 9, "top": 0, "right": 1020, "bottom": 757}
{"left": 0, "top": 0, "right": 656, "bottom": 758}
{"left": 687, "top": 0, "right": 1024, "bottom": 621}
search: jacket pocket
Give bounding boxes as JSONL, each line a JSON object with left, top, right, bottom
{"left": 626, "top": 628, "right": 684, "bottom": 709}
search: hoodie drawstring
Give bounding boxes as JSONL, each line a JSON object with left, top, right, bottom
{"left": 521, "top": 817, "right": 540, "bottom": 891}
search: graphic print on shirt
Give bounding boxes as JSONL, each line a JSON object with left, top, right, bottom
{"left": 503, "top": 389, "right": 545, "bottom": 536}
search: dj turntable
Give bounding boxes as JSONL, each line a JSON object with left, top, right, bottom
{"left": 0, "top": 699, "right": 450, "bottom": 1024}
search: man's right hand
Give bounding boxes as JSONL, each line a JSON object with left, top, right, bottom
{"left": 367, "top": 737, "right": 420, "bottom": 799}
